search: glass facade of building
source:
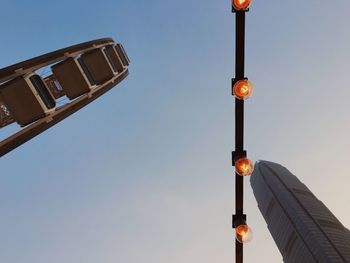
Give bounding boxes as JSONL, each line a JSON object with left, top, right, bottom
{"left": 250, "top": 161, "right": 350, "bottom": 263}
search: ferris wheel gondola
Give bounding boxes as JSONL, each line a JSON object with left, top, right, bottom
{"left": 0, "top": 38, "right": 130, "bottom": 157}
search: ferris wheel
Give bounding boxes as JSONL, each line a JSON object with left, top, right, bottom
{"left": 0, "top": 38, "right": 130, "bottom": 157}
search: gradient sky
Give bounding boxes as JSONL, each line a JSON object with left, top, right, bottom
{"left": 1, "top": 0, "right": 350, "bottom": 262}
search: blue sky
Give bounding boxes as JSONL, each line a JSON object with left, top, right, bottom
{"left": 1, "top": 0, "right": 350, "bottom": 262}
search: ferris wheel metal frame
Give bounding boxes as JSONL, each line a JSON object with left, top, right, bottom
{"left": 0, "top": 38, "right": 130, "bottom": 157}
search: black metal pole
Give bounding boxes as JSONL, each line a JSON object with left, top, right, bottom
{"left": 235, "top": 10, "right": 245, "bottom": 218}
{"left": 234, "top": 10, "right": 246, "bottom": 263}
{"left": 235, "top": 11, "right": 245, "bottom": 80}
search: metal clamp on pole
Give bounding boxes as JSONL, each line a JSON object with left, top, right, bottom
{"left": 232, "top": 214, "right": 247, "bottom": 228}
{"left": 232, "top": 150, "right": 247, "bottom": 167}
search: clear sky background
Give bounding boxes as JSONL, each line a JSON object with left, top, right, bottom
{"left": 1, "top": 0, "right": 350, "bottom": 262}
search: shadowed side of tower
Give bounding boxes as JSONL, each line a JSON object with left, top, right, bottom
{"left": 250, "top": 160, "right": 350, "bottom": 263}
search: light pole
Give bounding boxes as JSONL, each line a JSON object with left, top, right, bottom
{"left": 231, "top": 1, "right": 254, "bottom": 262}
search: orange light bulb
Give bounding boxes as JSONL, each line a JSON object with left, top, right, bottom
{"left": 235, "top": 224, "right": 253, "bottom": 243}
{"left": 233, "top": 79, "right": 253, "bottom": 100}
{"left": 232, "top": 0, "right": 252, "bottom": 10}
{"left": 236, "top": 224, "right": 249, "bottom": 236}
{"left": 235, "top": 157, "right": 254, "bottom": 176}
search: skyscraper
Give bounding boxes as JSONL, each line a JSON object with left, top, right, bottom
{"left": 250, "top": 160, "right": 350, "bottom": 263}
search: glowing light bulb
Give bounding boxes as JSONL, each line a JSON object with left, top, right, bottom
{"left": 235, "top": 224, "right": 253, "bottom": 243}
{"left": 235, "top": 157, "right": 254, "bottom": 176}
{"left": 232, "top": 0, "right": 252, "bottom": 10}
{"left": 233, "top": 79, "right": 253, "bottom": 100}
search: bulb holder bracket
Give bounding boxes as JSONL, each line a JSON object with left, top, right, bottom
{"left": 232, "top": 150, "right": 247, "bottom": 166}
{"left": 231, "top": 77, "right": 248, "bottom": 96}
{"left": 232, "top": 6, "right": 250, "bottom": 13}
{"left": 232, "top": 214, "right": 247, "bottom": 228}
